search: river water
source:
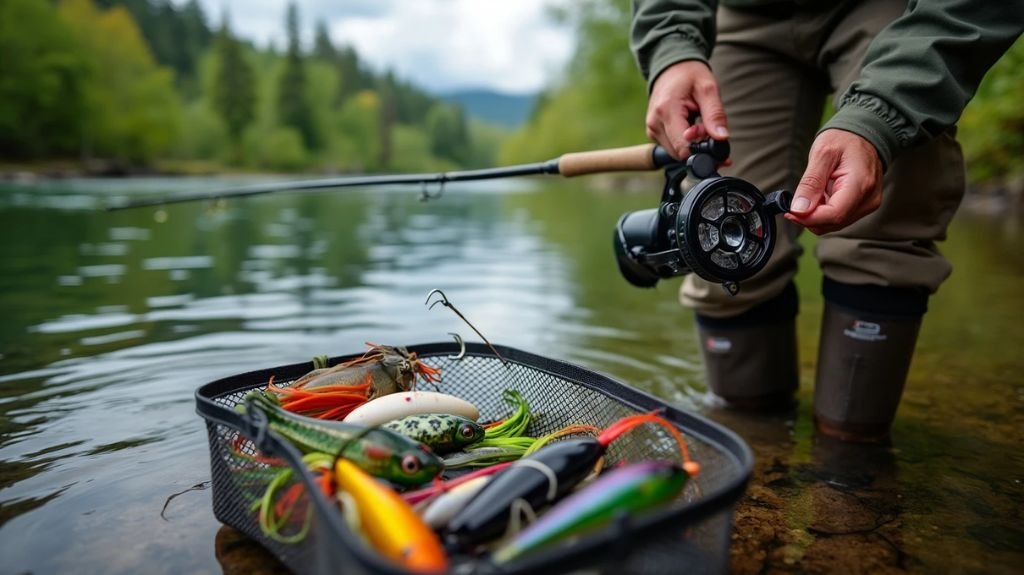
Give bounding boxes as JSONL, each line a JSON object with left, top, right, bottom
{"left": 0, "top": 178, "right": 1020, "bottom": 574}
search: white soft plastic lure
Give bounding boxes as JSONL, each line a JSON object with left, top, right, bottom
{"left": 421, "top": 475, "right": 492, "bottom": 529}
{"left": 343, "top": 391, "right": 481, "bottom": 426}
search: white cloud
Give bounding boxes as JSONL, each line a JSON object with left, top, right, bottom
{"left": 197, "top": 0, "right": 574, "bottom": 94}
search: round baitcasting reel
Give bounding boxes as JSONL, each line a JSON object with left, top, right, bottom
{"left": 613, "top": 139, "right": 792, "bottom": 294}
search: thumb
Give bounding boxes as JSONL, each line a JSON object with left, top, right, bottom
{"left": 693, "top": 82, "right": 729, "bottom": 140}
{"left": 791, "top": 156, "right": 835, "bottom": 214}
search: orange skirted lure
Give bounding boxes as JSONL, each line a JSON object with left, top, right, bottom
{"left": 269, "top": 343, "right": 442, "bottom": 420}
{"left": 334, "top": 459, "right": 448, "bottom": 573}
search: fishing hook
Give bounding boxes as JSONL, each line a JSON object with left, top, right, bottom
{"left": 448, "top": 332, "right": 466, "bottom": 361}
{"left": 425, "top": 289, "right": 507, "bottom": 365}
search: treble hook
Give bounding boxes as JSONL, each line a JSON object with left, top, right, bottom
{"left": 425, "top": 289, "right": 507, "bottom": 365}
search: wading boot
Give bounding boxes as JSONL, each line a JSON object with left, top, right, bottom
{"left": 814, "top": 278, "right": 927, "bottom": 443}
{"left": 695, "top": 283, "right": 799, "bottom": 411}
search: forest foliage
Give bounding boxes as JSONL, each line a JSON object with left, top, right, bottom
{"left": 0, "top": 0, "right": 495, "bottom": 173}
{"left": 500, "top": 0, "right": 1024, "bottom": 187}
{"left": 1, "top": 0, "right": 1020, "bottom": 185}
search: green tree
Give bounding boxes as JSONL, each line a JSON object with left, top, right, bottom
{"left": 959, "top": 36, "right": 1024, "bottom": 185}
{"left": 59, "top": 0, "right": 181, "bottom": 165}
{"left": 426, "top": 103, "right": 471, "bottom": 164}
{"left": 277, "top": 2, "right": 316, "bottom": 150}
{"left": 211, "top": 21, "right": 256, "bottom": 158}
{"left": 376, "top": 75, "right": 397, "bottom": 168}
{"left": 96, "top": 0, "right": 213, "bottom": 89}
{"left": 331, "top": 90, "right": 382, "bottom": 171}
{"left": 313, "top": 19, "right": 336, "bottom": 61}
{"left": 0, "top": 0, "right": 87, "bottom": 159}
{"left": 335, "top": 45, "right": 374, "bottom": 104}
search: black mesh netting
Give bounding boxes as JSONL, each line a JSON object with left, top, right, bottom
{"left": 196, "top": 342, "right": 752, "bottom": 575}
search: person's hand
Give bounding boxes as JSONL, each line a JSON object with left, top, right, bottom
{"left": 646, "top": 60, "right": 729, "bottom": 160}
{"left": 785, "top": 129, "right": 884, "bottom": 235}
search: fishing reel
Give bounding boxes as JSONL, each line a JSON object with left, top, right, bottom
{"left": 613, "top": 139, "right": 792, "bottom": 295}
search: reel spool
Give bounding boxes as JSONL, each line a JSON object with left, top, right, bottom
{"left": 613, "top": 141, "right": 791, "bottom": 294}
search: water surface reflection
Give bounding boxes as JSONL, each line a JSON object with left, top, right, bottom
{"left": 0, "top": 178, "right": 1021, "bottom": 573}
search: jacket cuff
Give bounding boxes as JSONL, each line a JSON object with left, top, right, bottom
{"left": 645, "top": 29, "right": 709, "bottom": 93}
{"left": 821, "top": 93, "right": 912, "bottom": 171}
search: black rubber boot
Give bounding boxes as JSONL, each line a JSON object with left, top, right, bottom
{"left": 814, "top": 278, "right": 927, "bottom": 443}
{"left": 695, "top": 283, "right": 799, "bottom": 411}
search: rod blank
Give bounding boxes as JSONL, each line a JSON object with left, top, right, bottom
{"left": 105, "top": 144, "right": 674, "bottom": 211}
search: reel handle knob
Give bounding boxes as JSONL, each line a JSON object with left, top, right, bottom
{"left": 689, "top": 139, "right": 731, "bottom": 163}
{"left": 763, "top": 190, "right": 793, "bottom": 216}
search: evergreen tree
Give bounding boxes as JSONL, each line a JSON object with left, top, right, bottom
{"left": 335, "top": 45, "right": 373, "bottom": 104}
{"left": 276, "top": 2, "right": 316, "bottom": 150}
{"left": 96, "top": 0, "right": 212, "bottom": 86}
{"left": 211, "top": 20, "right": 255, "bottom": 158}
{"left": 313, "top": 19, "right": 335, "bottom": 61}
{"left": 376, "top": 73, "right": 397, "bottom": 168}
{"left": 426, "top": 103, "right": 471, "bottom": 164}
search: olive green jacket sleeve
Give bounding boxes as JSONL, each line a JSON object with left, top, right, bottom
{"left": 630, "top": 0, "right": 718, "bottom": 91}
{"left": 631, "top": 0, "right": 1024, "bottom": 169}
{"left": 822, "top": 0, "right": 1024, "bottom": 168}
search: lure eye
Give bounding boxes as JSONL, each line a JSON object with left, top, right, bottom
{"left": 401, "top": 454, "right": 421, "bottom": 475}
{"left": 459, "top": 424, "right": 476, "bottom": 439}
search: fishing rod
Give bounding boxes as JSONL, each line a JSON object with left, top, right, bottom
{"left": 104, "top": 144, "right": 679, "bottom": 212}
{"left": 106, "top": 138, "right": 792, "bottom": 294}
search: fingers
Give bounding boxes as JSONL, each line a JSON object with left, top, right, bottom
{"left": 646, "top": 103, "right": 693, "bottom": 159}
{"left": 692, "top": 78, "right": 729, "bottom": 140}
{"left": 785, "top": 129, "right": 885, "bottom": 234}
{"left": 788, "top": 149, "right": 836, "bottom": 215}
{"left": 786, "top": 179, "right": 862, "bottom": 230}
{"left": 646, "top": 61, "right": 728, "bottom": 160}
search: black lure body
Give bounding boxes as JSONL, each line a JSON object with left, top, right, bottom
{"left": 443, "top": 437, "right": 604, "bottom": 550}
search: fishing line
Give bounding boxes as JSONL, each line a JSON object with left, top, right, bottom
{"left": 506, "top": 497, "right": 540, "bottom": 537}
{"left": 509, "top": 459, "right": 560, "bottom": 502}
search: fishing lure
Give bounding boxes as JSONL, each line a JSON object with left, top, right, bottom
{"left": 298, "top": 344, "right": 441, "bottom": 396}
{"left": 403, "top": 461, "right": 514, "bottom": 506}
{"left": 443, "top": 445, "right": 526, "bottom": 469}
{"left": 420, "top": 475, "right": 492, "bottom": 529}
{"left": 383, "top": 414, "right": 485, "bottom": 454}
{"left": 491, "top": 460, "right": 689, "bottom": 564}
{"left": 444, "top": 424, "right": 601, "bottom": 470}
{"left": 344, "top": 391, "right": 480, "bottom": 426}
{"left": 238, "top": 392, "right": 443, "bottom": 487}
{"left": 443, "top": 412, "right": 699, "bottom": 549}
{"left": 334, "top": 458, "right": 448, "bottom": 573}
{"left": 268, "top": 344, "right": 442, "bottom": 420}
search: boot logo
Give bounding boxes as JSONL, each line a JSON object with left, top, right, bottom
{"left": 844, "top": 320, "right": 888, "bottom": 342}
{"left": 705, "top": 337, "right": 733, "bottom": 353}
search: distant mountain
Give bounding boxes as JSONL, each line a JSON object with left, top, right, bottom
{"left": 439, "top": 89, "right": 536, "bottom": 128}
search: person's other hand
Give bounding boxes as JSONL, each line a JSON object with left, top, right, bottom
{"left": 785, "top": 129, "right": 883, "bottom": 234}
{"left": 646, "top": 60, "right": 729, "bottom": 160}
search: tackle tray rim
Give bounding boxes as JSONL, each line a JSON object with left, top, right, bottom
{"left": 195, "top": 341, "right": 754, "bottom": 575}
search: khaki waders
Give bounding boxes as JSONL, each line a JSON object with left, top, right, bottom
{"left": 689, "top": 0, "right": 966, "bottom": 441}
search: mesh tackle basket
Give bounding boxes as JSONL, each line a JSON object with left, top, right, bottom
{"left": 195, "top": 342, "right": 753, "bottom": 575}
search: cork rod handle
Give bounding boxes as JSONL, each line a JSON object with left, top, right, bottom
{"left": 557, "top": 144, "right": 660, "bottom": 177}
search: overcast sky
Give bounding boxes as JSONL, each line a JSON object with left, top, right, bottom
{"left": 196, "top": 0, "right": 575, "bottom": 95}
